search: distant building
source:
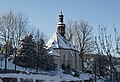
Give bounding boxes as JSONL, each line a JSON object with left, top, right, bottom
{"left": 46, "top": 11, "right": 82, "bottom": 71}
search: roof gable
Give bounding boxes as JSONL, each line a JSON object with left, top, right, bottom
{"left": 46, "top": 32, "right": 78, "bottom": 51}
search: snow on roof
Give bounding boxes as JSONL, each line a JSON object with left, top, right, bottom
{"left": 48, "top": 48, "right": 60, "bottom": 57}
{"left": 46, "top": 32, "right": 78, "bottom": 51}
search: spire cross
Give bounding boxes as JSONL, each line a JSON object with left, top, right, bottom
{"left": 60, "top": 9, "right": 62, "bottom": 15}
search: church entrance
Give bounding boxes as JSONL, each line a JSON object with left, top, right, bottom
{"left": 62, "top": 63, "right": 70, "bottom": 70}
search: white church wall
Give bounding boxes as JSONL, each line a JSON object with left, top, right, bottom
{"left": 54, "top": 49, "right": 82, "bottom": 71}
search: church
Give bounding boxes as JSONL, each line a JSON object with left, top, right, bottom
{"left": 46, "top": 11, "right": 82, "bottom": 71}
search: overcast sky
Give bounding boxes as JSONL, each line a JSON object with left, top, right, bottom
{"left": 0, "top": 0, "right": 120, "bottom": 39}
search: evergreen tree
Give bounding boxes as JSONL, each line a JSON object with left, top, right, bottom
{"left": 93, "top": 55, "right": 110, "bottom": 77}
{"left": 16, "top": 34, "right": 36, "bottom": 67}
{"left": 35, "top": 38, "right": 47, "bottom": 71}
{"left": 35, "top": 38, "right": 56, "bottom": 71}
{"left": 16, "top": 33, "right": 56, "bottom": 71}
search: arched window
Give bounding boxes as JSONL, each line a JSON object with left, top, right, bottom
{"left": 63, "top": 54, "right": 66, "bottom": 62}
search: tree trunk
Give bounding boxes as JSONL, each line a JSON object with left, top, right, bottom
{"left": 14, "top": 47, "right": 17, "bottom": 70}
{"left": 5, "top": 43, "right": 8, "bottom": 72}
{"left": 81, "top": 59, "right": 84, "bottom": 72}
{"left": 5, "top": 54, "right": 7, "bottom": 71}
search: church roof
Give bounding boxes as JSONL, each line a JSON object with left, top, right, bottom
{"left": 46, "top": 32, "right": 78, "bottom": 52}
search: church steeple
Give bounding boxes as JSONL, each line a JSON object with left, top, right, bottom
{"left": 57, "top": 10, "right": 65, "bottom": 37}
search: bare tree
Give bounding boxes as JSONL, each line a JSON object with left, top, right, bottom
{"left": 13, "top": 12, "right": 28, "bottom": 70}
{"left": 114, "top": 28, "right": 120, "bottom": 55}
{"left": 0, "top": 11, "right": 30, "bottom": 70}
{"left": 66, "top": 20, "right": 74, "bottom": 41}
{"left": 0, "top": 11, "right": 16, "bottom": 70}
{"left": 95, "top": 27, "right": 119, "bottom": 82}
{"left": 14, "top": 12, "right": 28, "bottom": 46}
{"left": 66, "top": 20, "right": 94, "bottom": 71}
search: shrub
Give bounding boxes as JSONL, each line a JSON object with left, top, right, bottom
{"left": 63, "top": 69, "right": 71, "bottom": 74}
{"left": 73, "top": 72, "right": 80, "bottom": 77}
{"left": 62, "top": 63, "right": 70, "bottom": 70}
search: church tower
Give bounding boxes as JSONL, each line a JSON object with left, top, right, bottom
{"left": 57, "top": 11, "right": 65, "bottom": 37}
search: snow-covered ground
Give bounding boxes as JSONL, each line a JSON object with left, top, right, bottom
{"left": 0, "top": 56, "right": 36, "bottom": 73}
{"left": 0, "top": 73, "right": 104, "bottom": 82}
{"left": 0, "top": 57, "right": 104, "bottom": 82}
{"left": 0, "top": 73, "right": 80, "bottom": 82}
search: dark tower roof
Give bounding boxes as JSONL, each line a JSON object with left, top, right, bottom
{"left": 57, "top": 10, "right": 65, "bottom": 38}
{"left": 59, "top": 11, "right": 63, "bottom": 22}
